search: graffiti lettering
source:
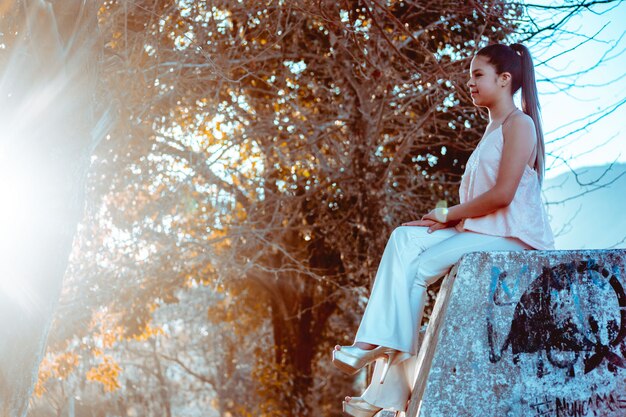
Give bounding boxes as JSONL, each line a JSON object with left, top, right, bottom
{"left": 529, "top": 393, "right": 626, "bottom": 417}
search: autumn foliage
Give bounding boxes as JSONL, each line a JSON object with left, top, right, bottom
{"left": 30, "top": 0, "right": 531, "bottom": 415}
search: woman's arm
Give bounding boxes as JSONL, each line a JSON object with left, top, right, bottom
{"left": 426, "top": 114, "right": 537, "bottom": 224}
{"left": 448, "top": 114, "right": 536, "bottom": 222}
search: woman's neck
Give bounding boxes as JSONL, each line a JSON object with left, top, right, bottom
{"left": 487, "top": 99, "right": 517, "bottom": 124}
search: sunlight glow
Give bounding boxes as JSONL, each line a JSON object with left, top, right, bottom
{"left": 0, "top": 155, "right": 41, "bottom": 307}
{"left": 0, "top": 1, "right": 106, "bottom": 311}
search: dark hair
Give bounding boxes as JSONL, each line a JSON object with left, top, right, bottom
{"left": 476, "top": 43, "right": 546, "bottom": 185}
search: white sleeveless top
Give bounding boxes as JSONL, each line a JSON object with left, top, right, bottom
{"left": 454, "top": 121, "right": 555, "bottom": 250}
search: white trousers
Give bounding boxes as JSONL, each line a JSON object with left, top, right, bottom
{"left": 354, "top": 225, "right": 532, "bottom": 411}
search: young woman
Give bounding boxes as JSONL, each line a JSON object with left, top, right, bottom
{"left": 332, "top": 43, "right": 555, "bottom": 417}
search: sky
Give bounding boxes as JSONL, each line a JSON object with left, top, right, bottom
{"left": 526, "top": 0, "right": 626, "bottom": 179}
{"left": 544, "top": 163, "right": 626, "bottom": 249}
{"left": 498, "top": 1, "right": 626, "bottom": 249}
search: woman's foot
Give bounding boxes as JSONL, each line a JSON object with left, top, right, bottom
{"left": 332, "top": 344, "right": 410, "bottom": 383}
{"left": 335, "top": 342, "right": 377, "bottom": 351}
{"left": 343, "top": 396, "right": 382, "bottom": 417}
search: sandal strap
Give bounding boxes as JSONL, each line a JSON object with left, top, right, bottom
{"left": 346, "top": 397, "right": 381, "bottom": 411}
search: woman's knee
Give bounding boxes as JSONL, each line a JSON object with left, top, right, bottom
{"left": 391, "top": 225, "right": 413, "bottom": 238}
{"left": 389, "top": 226, "right": 430, "bottom": 255}
{"left": 390, "top": 225, "right": 429, "bottom": 243}
{"left": 389, "top": 226, "right": 409, "bottom": 246}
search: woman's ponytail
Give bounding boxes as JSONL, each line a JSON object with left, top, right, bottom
{"left": 510, "top": 43, "right": 546, "bottom": 186}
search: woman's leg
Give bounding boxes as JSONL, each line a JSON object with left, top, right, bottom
{"left": 361, "top": 231, "right": 532, "bottom": 411}
{"left": 354, "top": 225, "right": 459, "bottom": 355}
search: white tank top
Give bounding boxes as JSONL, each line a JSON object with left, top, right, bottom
{"left": 454, "top": 113, "right": 555, "bottom": 250}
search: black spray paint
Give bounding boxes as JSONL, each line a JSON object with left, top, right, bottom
{"left": 486, "top": 259, "right": 626, "bottom": 377}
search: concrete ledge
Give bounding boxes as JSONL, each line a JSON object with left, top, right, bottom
{"left": 407, "top": 249, "right": 626, "bottom": 417}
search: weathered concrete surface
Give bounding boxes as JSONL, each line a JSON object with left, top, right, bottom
{"left": 409, "top": 249, "right": 626, "bottom": 417}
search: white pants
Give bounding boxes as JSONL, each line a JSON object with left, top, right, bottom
{"left": 354, "top": 225, "right": 532, "bottom": 411}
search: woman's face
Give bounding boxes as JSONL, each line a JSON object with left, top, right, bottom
{"left": 466, "top": 55, "right": 502, "bottom": 108}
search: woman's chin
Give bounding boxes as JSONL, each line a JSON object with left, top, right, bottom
{"left": 471, "top": 97, "right": 488, "bottom": 107}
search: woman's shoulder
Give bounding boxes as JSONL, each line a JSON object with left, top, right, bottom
{"left": 503, "top": 110, "right": 536, "bottom": 142}
{"left": 507, "top": 110, "right": 534, "bottom": 129}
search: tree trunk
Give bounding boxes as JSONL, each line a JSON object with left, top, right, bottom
{"left": 268, "top": 275, "right": 337, "bottom": 416}
{"left": 152, "top": 340, "right": 173, "bottom": 417}
{"left": 0, "top": 1, "right": 109, "bottom": 415}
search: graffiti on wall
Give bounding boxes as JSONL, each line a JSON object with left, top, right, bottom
{"left": 528, "top": 392, "right": 626, "bottom": 417}
{"left": 486, "top": 258, "right": 626, "bottom": 377}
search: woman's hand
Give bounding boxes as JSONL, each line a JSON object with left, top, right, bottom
{"left": 402, "top": 208, "right": 462, "bottom": 233}
{"left": 402, "top": 219, "right": 436, "bottom": 227}
{"left": 401, "top": 218, "right": 449, "bottom": 233}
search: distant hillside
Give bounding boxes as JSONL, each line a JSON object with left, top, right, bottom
{"left": 543, "top": 163, "right": 626, "bottom": 250}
